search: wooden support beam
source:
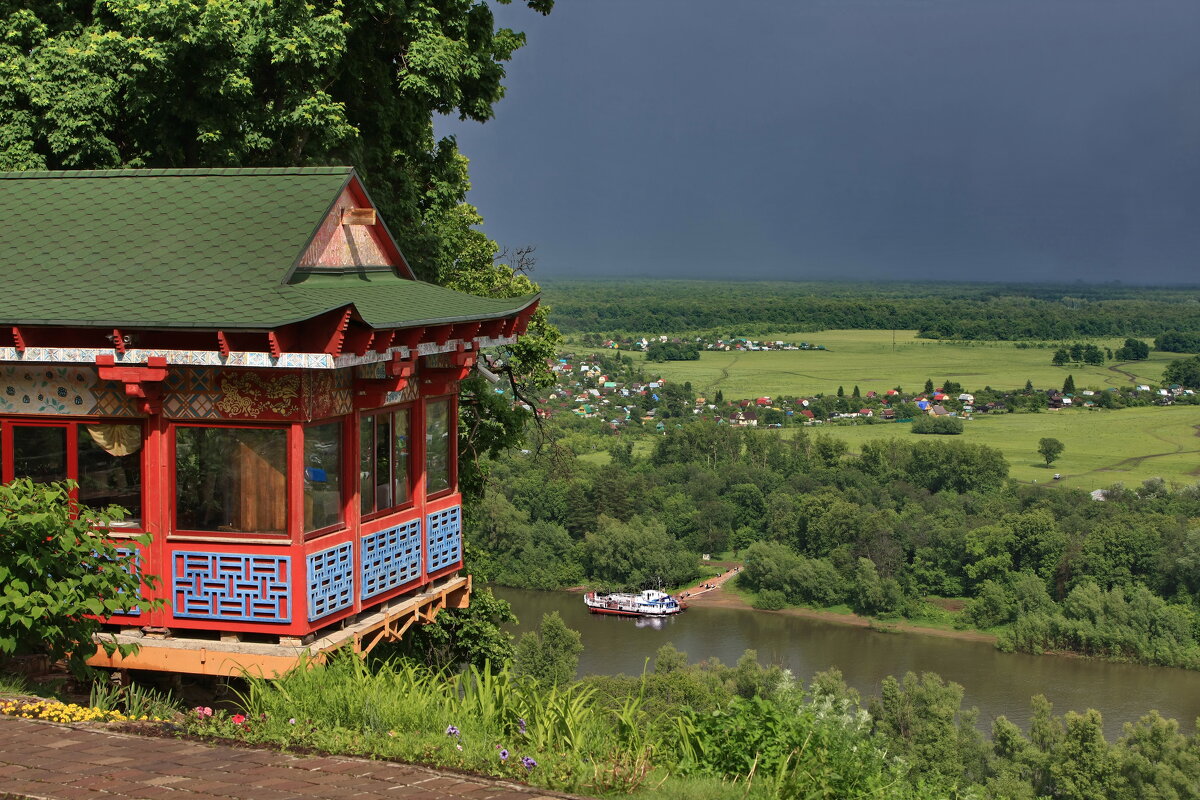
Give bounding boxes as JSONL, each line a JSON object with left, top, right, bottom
{"left": 372, "top": 330, "right": 395, "bottom": 354}
{"left": 478, "top": 319, "right": 505, "bottom": 340}
{"left": 267, "top": 331, "right": 282, "bottom": 359}
{"left": 11, "top": 326, "right": 25, "bottom": 353}
{"left": 421, "top": 345, "right": 476, "bottom": 395}
{"left": 397, "top": 326, "right": 425, "bottom": 353}
{"left": 353, "top": 352, "right": 418, "bottom": 408}
{"left": 341, "top": 207, "right": 377, "bottom": 226}
{"left": 322, "top": 307, "right": 354, "bottom": 356}
{"left": 343, "top": 324, "right": 375, "bottom": 358}
{"left": 95, "top": 355, "right": 169, "bottom": 413}
{"left": 427, "top": 324, "right": 454, "bottom": 347}
{"left": 111, "top": 328, "right": 127, "bottom": 354}
{"left": 216, "top": 330, "right": 231, "bottom": 358}
{"left": 452, "top": 321, "right": 482, "bottom": 344}
{"left": 514, "top": 300, "right": 540, "bottom": 335}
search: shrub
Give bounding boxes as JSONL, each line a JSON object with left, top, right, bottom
{"left": 0, "top": 479, "right": 158, "bottom": 676}
{"left": 911, "top": 415, "right": 964, "bottom": 435}
{"left": 752, "top": 589, "right": 787, "bottom": 610}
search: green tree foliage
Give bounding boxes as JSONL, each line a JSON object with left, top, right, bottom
{"left": 1001, "top": 582, "right": 1200, "bottom": 669}
{"left": 513, "top": 611, "right": 582, "bottom": 685}
{"left": 0, "top": 479, "right": 158, "bottom": 676}
{"left": 580, "top": 516, "right": 699, "bottom": 590}
{"left": 910, "top": 415, "right": 964, "bottom": 435}
{"left": 1062, "top": 374, "right": 1076, "bottom": 394}
{"left": 1038, "top": 437, "right": 1065, "bottom": 466}
{"left": 1114, "top": 338, "right": 1150, "bottom": 361}
{"left": 1155, "top": 331, "right": 1200, "bottom": 353}
{"left": 1164, "top": 355, "right": 1200, "bottom": 389}
{"left": 872, "top": 672, "right": 988, "bottom": 785}
{"left": 0, "top": 0, "right": 549, "bottom": 283}
{"left": 386, "top": 586, "right": 516, "bottom": 671}
{"left": 646, "top": 341, "right": 701, "bottom": 361}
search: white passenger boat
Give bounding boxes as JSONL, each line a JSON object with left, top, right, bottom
{"left": 583, "top": 589, "right": 685, "bottom": 617}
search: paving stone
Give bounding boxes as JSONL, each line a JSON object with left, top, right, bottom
{"left": 0, "top": 717, "right": 584, "bottom": 800}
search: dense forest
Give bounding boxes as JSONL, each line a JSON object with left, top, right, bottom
{"left": 541, "top": 279, "right": 1200, "bottom": 341}
{"left": 470, "top": 418, "right": 1200, "bottom": 671}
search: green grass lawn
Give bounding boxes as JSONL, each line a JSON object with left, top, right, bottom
{"left": 810, "top": 405, "right": 1200, "bottom": 490}
{"left": 579, "top": 330, "right": 1177, "bottom": 400}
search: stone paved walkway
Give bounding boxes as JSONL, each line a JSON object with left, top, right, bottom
{"left": 0, "top": 717, "right": 571, "bottom": 800}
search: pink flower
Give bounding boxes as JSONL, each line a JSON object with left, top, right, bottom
{"left": 231, "top": 714, "right": 246, "bottom": 725}
{"left": 193, "top": 706, "right": 213, "bottom": 718}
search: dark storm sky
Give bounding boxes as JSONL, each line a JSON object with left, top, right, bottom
{"left": 437, "top": 1, "right": 1200, "bottom": 283}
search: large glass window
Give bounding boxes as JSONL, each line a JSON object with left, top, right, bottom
{"left": 425, "top": 398, "right": 453, "bottom": 496}
{"left": 175, "top": 426, "right": 287, "bottom": 535}
{"left": 359, "top": 407, "right": 411, "bottom": 517}
{"left": 1, "top": 421, "right": 143, "bottom": 527}
{"left": 78, "top": 424, "right": 143, "bottom": 526}
{"left": 304, "top": 421, "right": 343, "bottom": 533}
{"left": 13, "top": 426, "right": 66, "bottom": 484}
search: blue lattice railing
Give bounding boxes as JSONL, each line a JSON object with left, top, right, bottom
{"left": 426, "top": 506, "right": 462, "bottom": 574}
{"left": 172, "top": 552, "right": 291, "bottom": 623}
{"left": 307, "top": 542, "right": 355, "bottom": 621}
{"left": 361, "top": 520, "right": 422, "bottom": 600}
{"left": 110, "top": 547, "right": 141, "bottom": 616}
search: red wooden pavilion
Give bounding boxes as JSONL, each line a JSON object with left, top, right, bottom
{"left": 0, "top": 168, "right": 537, "bottom": 675}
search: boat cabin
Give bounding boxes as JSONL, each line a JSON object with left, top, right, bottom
{"left": 0, "top": 168, "right": 537, "bottom": 674}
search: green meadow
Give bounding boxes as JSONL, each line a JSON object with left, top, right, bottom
{"left": 808, "top": 405, "right": 1200, "bottom": 490}
{"left": 589, "top": 330, "right": 1176, "bottom": 399}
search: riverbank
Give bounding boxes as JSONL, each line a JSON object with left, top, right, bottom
{"left": 679, "top": 566, "right": 998, "bottom": 645}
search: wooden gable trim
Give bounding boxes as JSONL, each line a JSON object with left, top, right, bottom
{"left": 281, "top": 171, "right": 415, "bottom": 284}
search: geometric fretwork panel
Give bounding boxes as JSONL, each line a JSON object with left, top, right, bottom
{"left": 111, "top": 547, "right": 142, "bottom": 617}
{"left": 361, "top": 520, "right": 422, "bottom": 601}
{"left": 425, "top": 506, "right": 462, "bottom": 574}
{"left": 172, "top": 552, "right": 291, "bottom": 623}
{"left": 307, "top": 542, "right": 354, "bottom": 621}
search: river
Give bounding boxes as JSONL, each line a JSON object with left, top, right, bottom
{"left": 493, "top": 586, "right": 1200, "bottom": 738}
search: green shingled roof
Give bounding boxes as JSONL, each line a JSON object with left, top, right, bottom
{"left": 0, "top": 168, "right": 534, "bottom": 329}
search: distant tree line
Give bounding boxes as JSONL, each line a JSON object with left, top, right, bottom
{"left": 542, "top": 279, "right": 1200, "bottom": 341}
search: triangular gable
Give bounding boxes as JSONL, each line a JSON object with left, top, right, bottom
{"left": 292, "top": 175, "right": 414, "bottom": 279}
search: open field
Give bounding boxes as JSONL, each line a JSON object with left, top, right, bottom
{"left": 808, "top": 405, "right": 1200, "bottom": 490}
{"left": 574, "top": 330, "right": 1179, "bottom": 399}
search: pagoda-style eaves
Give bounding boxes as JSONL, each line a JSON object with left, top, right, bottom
{"left": 0, "top": 167, "right": 537, "bottom": 367}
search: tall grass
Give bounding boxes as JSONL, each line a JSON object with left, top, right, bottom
{"left": 88, "top": 680, "right": 179, "bottom": 720}
{"left": 234, "top": 654, "right": 667, "bottom": 795}
{"left": 222, "top": 653, "right": 950, "bottom": 799}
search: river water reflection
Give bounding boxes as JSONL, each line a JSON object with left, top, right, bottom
{"left": 494, "top": 586, "right": 1200, "bottom": 738}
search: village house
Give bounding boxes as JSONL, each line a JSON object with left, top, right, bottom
{"left": 0, "top": 168, "right": 536, "bottom": 676}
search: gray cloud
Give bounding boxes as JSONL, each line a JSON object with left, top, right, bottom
{"left": 439, "top": 0, "right": 1200, "bottom": 284}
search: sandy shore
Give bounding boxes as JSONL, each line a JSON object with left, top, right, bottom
{"left": 681, "top": 566, "right": 998, "bottom": 645}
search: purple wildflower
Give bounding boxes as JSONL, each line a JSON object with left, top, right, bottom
{"left": 446, "top": 725, "right": 460, "bottom": 738}
{"left": 517, "top": 718, "right": 526, "bottom": 735}
{"left": 521, "top": 756, "right": 537, "bottom": 770}
{"left": 499, "top": 749, "right": 509, "bottom": 761}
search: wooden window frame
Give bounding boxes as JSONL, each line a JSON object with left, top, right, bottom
{"left": 359, "top": 403, "right": 416, "bottom": 523}
{"left": 0, "top": 417, "right": 146, "bottom": 534}
{"left": 423, "top": 395, "right": 458, "bottom": 501}
{"left": 168, "top": 421, "right": 291, "bottom": 543}
{"left": 301, "top": 416, "right": 349, "bottom": 540}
